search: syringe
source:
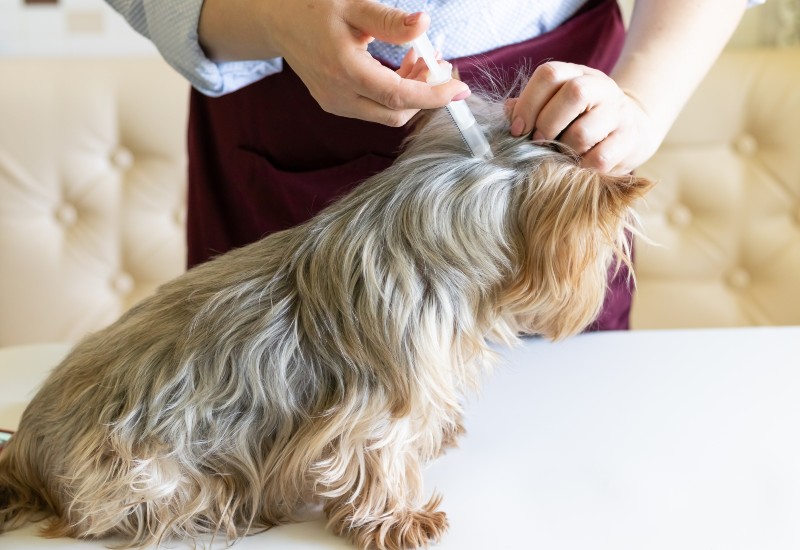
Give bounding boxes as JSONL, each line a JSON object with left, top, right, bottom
{"left": 409, "top": 33, "right": 493, "bottom": 160}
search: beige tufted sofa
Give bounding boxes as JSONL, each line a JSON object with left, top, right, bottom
{"left": 0, "top": 59, "right": 188, "bottom": 346}
{"left": 1, "top": 48, "right": 798, "bottom": 346}
{"left": 632, "top": 47, "right": 800, "bottom": 329}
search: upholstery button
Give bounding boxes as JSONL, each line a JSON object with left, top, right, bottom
{"left": 55, "top": 203, "right": 78, "bottom": 227}
{"left": 726, "top": 267, "right": 751, "bottom": 289}
{"left": 733, "top": 133, "right": 758, "bottom": 156}
{"left": 111, "top": 272, "right": 134, "bottom": 296}
{"left": 667, "top": 204, "right": 692, "bottom": 227}
{"left": 111, "top": 147, "right": 134, "bottom": 171}
{"left": 173, "top": 207, "right": 187, "bottom": 226}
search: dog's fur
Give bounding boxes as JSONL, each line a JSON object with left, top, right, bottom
{"left": 0, "top": 96, "right": 650, "bottom": 549}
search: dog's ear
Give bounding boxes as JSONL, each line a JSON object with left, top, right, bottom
{"left": 596, "top": 170, "right": 653, "bottom": 219}
{"left": 503, "top": 161, "right": 652, "bottom": 340}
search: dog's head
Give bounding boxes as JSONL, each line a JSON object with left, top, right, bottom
{"left": 402, "top": 96, "right": 652, "bottom": 340}
{"left": 502, "top": 148, "right": 652, "bottom": 340}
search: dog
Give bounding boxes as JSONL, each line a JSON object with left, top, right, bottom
{"left": 0, "top": 95, "right": 651, "bottom": 549}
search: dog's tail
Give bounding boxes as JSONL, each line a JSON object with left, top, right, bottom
{"left": 0, "top": 433, "right": 52, "bottom": 533}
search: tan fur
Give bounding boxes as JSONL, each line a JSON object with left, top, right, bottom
{"left": 0, "top": 95, "right": 651, "bottom": 549}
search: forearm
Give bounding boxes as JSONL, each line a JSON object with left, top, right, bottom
{"left": 611, "top": 0, "right": 746, "bottom": 141}
{"left": 198, "top": 0, "right": 282, "bottom": 61}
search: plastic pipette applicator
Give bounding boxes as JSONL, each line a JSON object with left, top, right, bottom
{"left": 409, "top": 34, "right": 494, "bottom": 160}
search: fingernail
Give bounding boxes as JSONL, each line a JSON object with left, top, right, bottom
{"left": 510, "top": 116, "right": 525, "bottom": 137}
{"left": 532, "top": 130, "right": 545, "bottom": 141}
{"left": 451, "top": 89, "right": 471, "bottom": 101}
{"left": 404, "top": 12, "right": 422, "bottom": 26}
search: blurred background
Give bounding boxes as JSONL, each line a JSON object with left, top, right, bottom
{"left": 0, "top": 1, "right": 798, "bottom": 345}
{"left": 0, "top": 0, "right": 154, "bottom": 57}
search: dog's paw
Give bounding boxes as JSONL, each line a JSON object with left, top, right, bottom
{"left": 351, "top": 498, "right": 448, "bottom": 550}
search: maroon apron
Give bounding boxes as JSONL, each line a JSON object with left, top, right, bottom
{"left": 186, "top": 0, "right": 630, "bottom": 330}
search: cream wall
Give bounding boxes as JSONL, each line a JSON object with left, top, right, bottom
{"left": 732, "top": 0, "right": 800, "bottom": 47}
{"left": 617, "top": 0, "right": 798, "bottom": 48}
{"left": 0, "top": 0, "right": 155, "bottom": 57}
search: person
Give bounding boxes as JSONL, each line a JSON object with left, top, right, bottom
{"left": 106, "top": 0, "right": 752, "bottom": 330}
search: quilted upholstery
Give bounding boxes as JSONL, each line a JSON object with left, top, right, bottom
{"left": 633, "top": 47, "right": 800, "bottom": 328}
{"left": 0, "top": 59, "right": 188, "bottom": 345}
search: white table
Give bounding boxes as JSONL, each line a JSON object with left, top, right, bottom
{"left": 2, "top": 327, "right": 799, "bottom": 549}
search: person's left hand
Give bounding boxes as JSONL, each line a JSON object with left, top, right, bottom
{"left": 507, "top": 61, "right": 659, "bottom": 175}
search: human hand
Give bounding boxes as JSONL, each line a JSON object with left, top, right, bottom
{"left": 200, "top": 0, "right": 468, "bottom": 125}
{"left": 507, "top": 61, "right": 659, "bottom": 174}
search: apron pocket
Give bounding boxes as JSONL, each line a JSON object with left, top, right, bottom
{"left": 232, "top": 148, "right": 395, "bottom": 232}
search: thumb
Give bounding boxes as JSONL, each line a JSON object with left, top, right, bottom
{"left": 345, "top": 1, "right": 430, "bottom": 45}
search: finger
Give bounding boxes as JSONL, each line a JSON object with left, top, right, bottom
{"left": 348, "top": 51, "right": 469, "bottom": 110}
{"left": 510, "top": 61, "right": 587, "bottom": 137}
{"left": 580, "top": 129, "right": 633, "bottom": 174}
{"left": 345, "top": 3, "right": 430, "bottom": 45}
{"left": 350, "top": 95, "right": 421, "bottom": 127}
{"left": 531, "top": 74, "right": 618, "bottom": 141}
{"left": 398, "top": 47, "right": 443, "bottom": 80}
{"left": 558, "top": 102, "right": 620, "bottom": 155}
{"left": 406, "top": 56, "right": 430, "bottom": 82}
{"left": 504, "top": 98, "right": 518, "bottom": 119}
{"left": 396, "top": 47, "right": 418, "bottom": 78}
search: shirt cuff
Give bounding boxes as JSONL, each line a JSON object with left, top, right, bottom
{"left": 193, "top": 57, "right": 284, "bottom": 97}
{"left": 140, "top": 0, "right": 284, "bottom": 96}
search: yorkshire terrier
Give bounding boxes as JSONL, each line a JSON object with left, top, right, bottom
{"left": 0, "top": 95, "right": 650, "bottom": 549}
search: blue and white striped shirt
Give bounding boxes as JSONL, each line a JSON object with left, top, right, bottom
{"left": 105, "top": 0, "right": 588, "bottom": 96}
{"left": 105, "top": 0, "right": 764, "bottom": 97}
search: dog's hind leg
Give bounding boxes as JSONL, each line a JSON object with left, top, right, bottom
{"left": 0, "top": 437, "right": 53, "bottom": 532}
{"left": 37, "top": 448, "right": 182, "bottom": 544}
{"left": 37, "top": 440, "right": 250, "bottom": 547}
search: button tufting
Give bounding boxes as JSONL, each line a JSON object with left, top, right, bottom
{"left": 726, "top": 267, "right": 751, "bottom": 290}
{"left": 111, "top": 272, "right": 134, "bottom": 296}
{"left": 667, "top": 204, "right": 692, "bottom": 227}
{"left": 110, "top": 147, "right": 134, "bottom": 171}
{"left": 733, "top": 133, "right": 758, "bottom": 156}
{"left": 55, "top": 203, "right": 78, "bottom": 227}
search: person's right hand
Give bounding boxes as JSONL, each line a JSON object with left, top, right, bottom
{"left": 199, "top": 0, "right": 470, "bottom": 126}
